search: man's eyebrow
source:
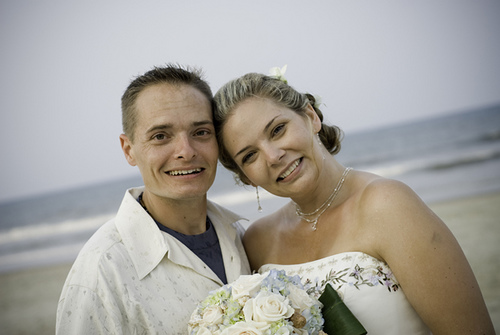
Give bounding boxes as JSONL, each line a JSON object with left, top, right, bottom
{"left": 145, "top": 124, "right": 171, "bottom": 134}
{"left": 193, "top": 120, "right": 214, "bottom": 127}
{"left": 234, "top": 116, "right": 279, "bottom": 159}
{"left": 145, "top": 120, "right": 213, "bottom": 134}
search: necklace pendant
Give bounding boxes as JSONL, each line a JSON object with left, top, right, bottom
{"left": 294, "top": 167, "right": 352, "bottom": 233}
{"left": 311, "top": 220, "right": 318, "bottom": 231}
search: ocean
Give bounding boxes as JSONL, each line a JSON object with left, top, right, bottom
{"left": 1, "top": 104, "right": 499, "bottom": 274}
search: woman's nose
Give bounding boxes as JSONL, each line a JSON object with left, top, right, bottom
{"left": 263, "top": 144, "right": 285, "bottom": 165}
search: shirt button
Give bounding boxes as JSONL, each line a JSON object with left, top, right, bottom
{"left": 231, "top": 256, "right": 234, "bottom": 262}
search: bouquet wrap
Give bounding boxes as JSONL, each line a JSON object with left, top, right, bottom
{"left": 319, "top": 284, "right": 367, "bottom": 335}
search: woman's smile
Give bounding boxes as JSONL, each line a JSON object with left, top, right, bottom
{"left": 277, "top": 158, "right": 303, "bottom": 182}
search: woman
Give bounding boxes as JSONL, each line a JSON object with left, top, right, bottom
{"left": 213, "top": 71, "right": 494, "bottom": 334}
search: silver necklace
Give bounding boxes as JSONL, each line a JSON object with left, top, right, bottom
{"left": 295, "top": 167, "right": 352, "bottom": 231}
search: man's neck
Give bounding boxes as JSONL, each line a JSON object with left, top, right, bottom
{"left": 140, "top": 191, "right": 208, "bottom": 235}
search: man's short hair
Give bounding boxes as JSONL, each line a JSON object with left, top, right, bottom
{"left": 121, "top": 64, "right": 213, "bottom": 142}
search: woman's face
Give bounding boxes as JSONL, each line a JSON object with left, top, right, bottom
{"left": 222, "top": 97, "right": 323, "bottom": 198}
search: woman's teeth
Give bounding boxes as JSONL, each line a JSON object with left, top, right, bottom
{"left": 279, "top": 159, "right": 300, "bottom": 180}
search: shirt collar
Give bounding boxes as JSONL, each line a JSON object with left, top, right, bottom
{"left": 115, "top": 187, "right": 247, "bottom": 281}
{"left": 115, "top": 187, "right": 166, "bottom": 280}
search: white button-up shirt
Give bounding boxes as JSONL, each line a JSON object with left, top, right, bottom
{"left": 56, "top": 187, "right": 251, "bottom": 334}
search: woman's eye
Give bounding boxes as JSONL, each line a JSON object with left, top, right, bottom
{"left": 272, "top": 124, "right": 285, "bottom": 136}
{"left": 242, "top": 151, "right": 255, "bottom": 164}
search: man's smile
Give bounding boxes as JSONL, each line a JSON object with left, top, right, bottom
{"left": 167, "top": 168, "right": 203, "bottom": 176}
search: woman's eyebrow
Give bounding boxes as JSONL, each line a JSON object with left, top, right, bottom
{"left": 234, "top": 115, "right": 279, "bottom": 159}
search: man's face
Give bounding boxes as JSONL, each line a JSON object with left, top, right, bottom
{"left": 121, "top": 83, "right": 218, "bottom": 202}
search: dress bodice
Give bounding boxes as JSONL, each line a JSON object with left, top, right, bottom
{"left": 259, "top": 252, "right": 430, "bottom": 334}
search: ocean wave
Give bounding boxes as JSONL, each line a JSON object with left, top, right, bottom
{"left": 0, "top": 189, "right": 272, "bottom": 253}
{"left": 357, "top": 144, "right": 500, "bottom": 178}
{"left": 480, "top": 129, "right": 500, "bottom": 142}
{"left": 0, "top": 189, "right": 271, "bottom": 254}
{"left": 0, "top": 243, "right": 85, "bottom": 274}
{"left": 0, "top": 214, "right": 113, "bottom": 273}
{"left": 209, "top": 188, "right": 275, "bottom": 206}
{"left": 0, "top": 213, "right": 112, "bottom": 246}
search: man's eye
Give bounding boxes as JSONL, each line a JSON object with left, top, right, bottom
{"left": 152, "top": 133, "right": 166, "bottom": 141}
{"left": 195, "top": 130, "right": 210, "bottom": 136}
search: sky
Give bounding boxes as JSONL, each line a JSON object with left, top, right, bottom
{"left": 1, "top": 0, "right": 499, "bottom": 203}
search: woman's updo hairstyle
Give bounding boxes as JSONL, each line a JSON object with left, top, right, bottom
{"left": 214, "top": 72, "right": 343, "bottom": 185}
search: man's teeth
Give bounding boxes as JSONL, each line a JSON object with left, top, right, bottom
{"left": 279, "top": 159, "right": 300, "bottom": 180}
{"left": 168, "top": 168, "right": 202, "bottom": 176}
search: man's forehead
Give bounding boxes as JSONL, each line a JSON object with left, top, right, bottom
{"left": 136, "top": 83, "right": 205, "bottom": 107}
{"left": 136, "top": 107, "right": 213, "bottom": 134}
{"left": 136, "top": 83, "right": 210, "bottom": 115}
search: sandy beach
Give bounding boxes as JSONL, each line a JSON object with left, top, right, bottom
{"left": 1, "top": 192, "right": 499, "bottom": 334}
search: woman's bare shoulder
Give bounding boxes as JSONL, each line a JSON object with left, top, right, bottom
{"left": 355, "top": 173, "right": 423, "bottom": 215}
{"left": 353, "top": 175, "right": 494, "bottom": 333}
{"left": 243, "top": 205, "right": 286, "bottom": 245}
{"left": 350, "top": 173, "right": 433, "bottom": 253}
{"left": 242, "top": 203, "right": 292, "bottom": 270}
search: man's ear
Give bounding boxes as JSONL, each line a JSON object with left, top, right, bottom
{"left": 305, "top": 103, "right": 322, "bottom": 133}
{"left": 120, "top": 134, "right": 137, "bottom": 166}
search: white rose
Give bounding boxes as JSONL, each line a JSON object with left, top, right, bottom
{"left": 195, "top": 326, "right": 213, "bottom": 335}
{"left": 243, "top": 291, "right": 294, "bottom": 323}
{"left": 275, "top": 325, "right": 293, "bottom": 335}
{"left": 188, "top": 309, "right": 203, "bottom": 331}
{"left": 231, "top": 273, "right": 264, "bottom": 300}
{"left": 287, "top": 283, "right": 317, "bottom": 311}
{"left": 220, "top": 321, "right": 269, "bottom": 335}
{"left": 202, "top": 305, "right": 223, "bottom": 325}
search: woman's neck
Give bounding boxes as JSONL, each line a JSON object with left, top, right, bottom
{"left": 292, "top": 159, "right": 348, "bottom": 215}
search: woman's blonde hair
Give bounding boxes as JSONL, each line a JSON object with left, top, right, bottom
{"left": 214, "top": 72, "right": 342, "bottom": 185}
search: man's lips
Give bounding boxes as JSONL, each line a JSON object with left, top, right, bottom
{"left": 167, "top": 168, "right": 204, "bottom": 176}
{"left": 277, "top": 158, "right": 302, "bottom": 181}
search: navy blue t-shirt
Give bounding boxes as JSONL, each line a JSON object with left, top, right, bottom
{"left": 138, "top": 194, "right": 227, "bottom": 284}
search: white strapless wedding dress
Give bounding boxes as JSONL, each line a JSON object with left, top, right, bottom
{"left": 259, "top": 252, "right": 431, "bottom": 334}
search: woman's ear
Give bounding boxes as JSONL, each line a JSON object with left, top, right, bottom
{"left": 305, "top": 103, "right": 322, "bottom": 133}
{"left": 240, "top": 174, "right": 255, "bottom": 187}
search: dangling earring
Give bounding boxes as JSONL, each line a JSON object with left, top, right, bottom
{"left": 316, "top": 133, "right": 322, "bottom": 146}
{"left": 255, "top": 186, "right": 263, "bottom": 212}
{"left": 317, "top": 133, "right": 326, "bottom": 160}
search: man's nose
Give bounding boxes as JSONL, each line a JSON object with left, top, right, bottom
{"left": 174, "top": 134, "right": 196, "bottom": 159}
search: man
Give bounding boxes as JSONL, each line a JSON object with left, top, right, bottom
{"left": 56, "top": 65, "right": 250, "bottom": 334}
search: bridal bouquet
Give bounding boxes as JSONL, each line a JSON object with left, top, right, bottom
{"left": 188, "top": 269, "right": 325, "bottom": 334}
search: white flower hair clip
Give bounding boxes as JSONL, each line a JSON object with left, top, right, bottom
{"left": 268, "top": 64, "right": 288, "bottom": 84}
{"left": 269, "top": 65, "right": 323, "bottom": 110}
{"left": 313, "top": 94, "right": 323, "bottom": 109}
